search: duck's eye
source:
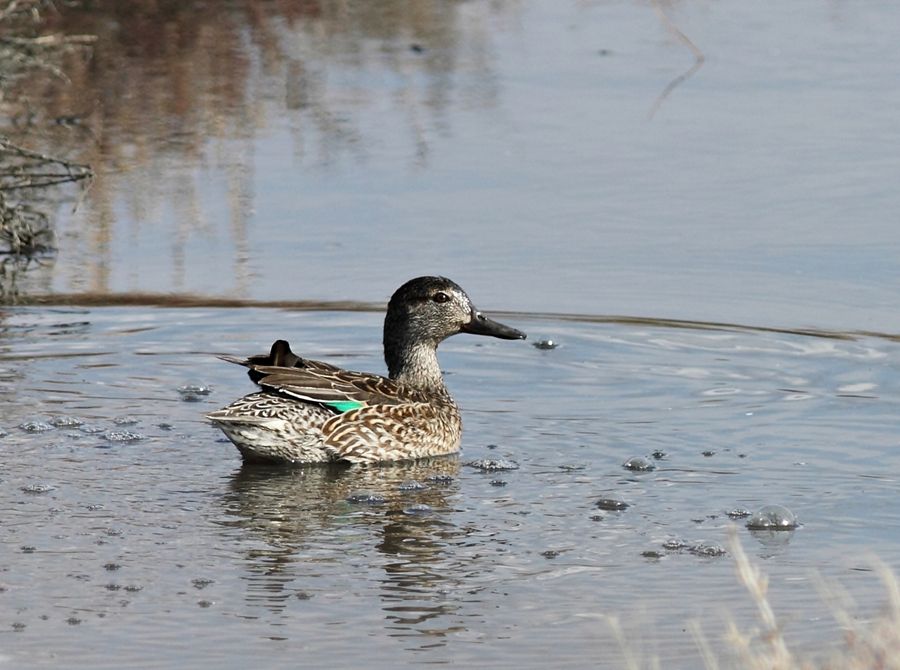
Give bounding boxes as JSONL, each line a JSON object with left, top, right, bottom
{"left": 432, "top": 291, "right": 451, "bottom": 304}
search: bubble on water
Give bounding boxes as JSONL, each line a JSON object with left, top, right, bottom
{"left": 192, "top": 578, "right": 214, "bottom": 589}
{"left": 623, "top": 456, "right": 655, "bottom": 472}
{"left": 402, "top": 504, "right": 432, "bottom": 516}
{"left": 123, "top": 585, "right": 143, "bottom": 592}
{"left": 425, "top": 474, "right": 454, "bottom": 485}
{"left": 346, "top": 491, "right": 386, "bottom": 505}
{"left": 19, "top": 420, "right": 54, "bottom": 433}
{"left": 104, "top": 563, "right": 121, "bottom": 571}
{"left": 21, "top": 546, "right": 36, "bottom": 554}
{"left": 112, "top": 416, "right": 140, "bottom": 426}
{"left": 702, "top": 450, "right": 716, "bottom": 457}
{"left": 595, "top": 498, "right": 629, "bottom": 511}
{"left": 465, "top": 458, "right": 520, "bottom": 472}
{"left": 66, "top": 616, "right": 82, "bottom": 625}
{"left": 651, "top": 450, "right": 666, "bottom": 460}
{"left": 105, "top": 583, "right": 121, "bottom": 591}
{"left": 490, "top": 479, "right": 507, "bottom": 487}
{"left": 178, "top": 384, "right": 212, "bottom": 402}
{"left": 197, "top": 600, "right": 214, "bottom": 608}
{"left": 746, "top": 505, "right": 798, "bottom": 531}
{"left": 662, "top": 539, "right": 688, "bottom": 551}
{"left": 541, "top": 550, "right": 560, "bottom": 559}
{"left": 642, "top": 550, "right": 663, "bottom": 559}
{"left": 660, "top": 539, "right": 725, "bottom": 557}
{"left": 79, "top": 424, "right": 106, "bottom": 434}
{"left": 103, "top": 430, "right": 146, "bottom": 442}
{"left": 21, "top": 483, "right": 55, "bottom": 494}
{"left": 728, "top": 508, "right": 752, "bottom": 519}
{"left": 688, "top": 542, "right": 727, "bottom": 558}
{"left": 397, "top": 480, "right": 426, "bottom": 491}
{"left": 533, "top": 339, "right": 559, "bottom": 350}
{"left": 49, "top": 415, "right": 84, "bottom": 427}
{"left": 11, "top": 622, "right": 26, "bottom": 632}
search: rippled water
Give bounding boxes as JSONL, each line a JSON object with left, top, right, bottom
{"left": 2, "top": 306, "right": 899, "bottom": 668}
{"left": 3, "top": 0, "right": 900, "bottom": 666}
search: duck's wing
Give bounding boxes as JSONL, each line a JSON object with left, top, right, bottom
{"left": 223, "top": 339, "right": 417, "bottom": 410}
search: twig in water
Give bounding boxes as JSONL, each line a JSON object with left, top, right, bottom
{"left": 647, "top": 0, "right": 705, "bottom": 120}
{"left": 0, "top": 138, "right": 93, "bottom": 191}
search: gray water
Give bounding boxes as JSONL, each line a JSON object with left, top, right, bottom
{"left": 2, "top": 0, "right": 900, "bottom": 667}
{"left": 3, "top": 307, "right": 900, "bottom": 668}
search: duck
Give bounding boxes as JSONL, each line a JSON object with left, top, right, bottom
{"left": 207, "top": 276, "right": 526, "bottom": 465}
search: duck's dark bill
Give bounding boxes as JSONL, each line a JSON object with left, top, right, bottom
{"left": 463, "top": 311, "right": 527, "bottom": 340}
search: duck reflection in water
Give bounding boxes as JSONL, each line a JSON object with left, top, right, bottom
{"left": 220, "top": 457, "right": 482, "bottom": 643}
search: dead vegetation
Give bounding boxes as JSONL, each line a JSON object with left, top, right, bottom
{"left": 716, "top": 529, "right": 900, "bottom": 670}
{"left": 610, "top": 528, "right": 900, "bottom": 669}
{"left": 0, "top": 0, "right": 94, "bottom": 301}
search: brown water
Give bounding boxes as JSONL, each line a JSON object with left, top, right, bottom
{"left": 2, "top": 0, "right": 900, "bottom": 667}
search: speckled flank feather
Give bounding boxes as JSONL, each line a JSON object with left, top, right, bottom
{"left": 206, "top": 392, "right": 334, "bottom": 464}
{"left": 207, "top": 276, "right": 525, "bottom": 465}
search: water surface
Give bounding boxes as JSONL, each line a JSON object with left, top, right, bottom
{"left": 2, "top": 307, "right": 899, "bottom": 668}
{"left": 5, "top": 0, "right": 899, "bottom": 331}
{"left": 2, "top": 0, "right": 900, "bottom": 666}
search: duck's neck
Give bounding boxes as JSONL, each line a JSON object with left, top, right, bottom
{"left": 385, "top": 337, "right": 446, "bottom": 392}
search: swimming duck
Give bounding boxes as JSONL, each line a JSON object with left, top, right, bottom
{"left": 207, "top": 276, "right": 526, "bottom": 464}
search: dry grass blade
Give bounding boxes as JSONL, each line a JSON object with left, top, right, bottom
{"left": 728, "top": 527, "right": 794, "bottom": 667}
{"left": 812, "top": 560, "right": 900, "bottom": 670}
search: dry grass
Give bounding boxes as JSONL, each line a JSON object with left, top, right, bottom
{"left": 609, "top": 527, "right": 900, "bottom": 669}
{"left": 0, "top": 0, "right": 94, "bottom": 301}
{"left": 719, "top": 527, "right": 900, "bottom": 670}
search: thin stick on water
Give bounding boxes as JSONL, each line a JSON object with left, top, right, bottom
{"left": 647, "top": 0, "right": 705, "bottom": 120}
{"left": 0, "top": 139, "right": 93, "bottom": 191}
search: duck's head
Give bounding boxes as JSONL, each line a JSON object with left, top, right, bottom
{"left": 384, "top": 276, "right": 526, "bottom": 357}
